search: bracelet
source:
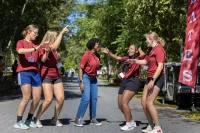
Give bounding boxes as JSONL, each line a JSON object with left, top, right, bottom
{"left": 33, "top": 47, "right": 36, "bottom": 51}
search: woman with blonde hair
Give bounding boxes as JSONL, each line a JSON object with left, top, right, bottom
{"left": 14, "top": 24, "right": 43, "bottom": 130}
{"left": 34, "top": 27, "right": 69, "bottom": 127}
{"left": 128, "top": 32, "right": 166, "bottom": 133}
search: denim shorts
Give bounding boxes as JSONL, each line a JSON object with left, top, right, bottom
{"left": 18, "top": 70, "right": 42, "bottom": 87}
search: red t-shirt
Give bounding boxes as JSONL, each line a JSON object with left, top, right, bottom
{"left": 145, "top": 44, "right": 166, "bottom": 77}
{"left": 16, "top": 40, "right": 39, "bottom": 72}
{"left": 80, "top": 51, "right": 100, "bottom": 78}
{"left": 39, "top": 44, "right": 59, "bottom": 78}
{"left": 120, "top": 56, "right": 142, "bottom": 79}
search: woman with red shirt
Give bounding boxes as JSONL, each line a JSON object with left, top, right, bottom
{"left": 102, "top": 44, "right": 145, "bottom": 131}
{"left": 34, "top": 27, "right": 69, "bottom": 127}
{"left": 74, "top": 38, "right": 102, "bottom": 127}
{"left": 129, "top": 32, "right": 166, "bottom": 133}
{"left": 14, "top": 24, "right": 43, "bottom": 130}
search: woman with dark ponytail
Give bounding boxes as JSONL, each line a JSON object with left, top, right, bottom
{"left": 101, "top": 44, "right": 145, "bottom": 131}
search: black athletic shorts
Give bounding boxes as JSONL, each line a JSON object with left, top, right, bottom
{"left": 118, "top": 77, "right": 140, "bottom": 94}
{"left": 145, "top": 74, "right": 164, "bottom": 89}
{"left": 42, "top": 77, "right": 62, "bottom": 84}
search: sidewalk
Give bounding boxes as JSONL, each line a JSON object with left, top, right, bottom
{"left": 0, "top": 79, "right": 200, "bottom": 133}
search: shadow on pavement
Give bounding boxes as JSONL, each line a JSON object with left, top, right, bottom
{"left": 83, "top": 118, "right": 107, "bottom": 125}
{"left": 41, "top": 118, "right": 71, "bottom": 126}
{"left": 64, "top": 90, "right": 82, "bottom": 100}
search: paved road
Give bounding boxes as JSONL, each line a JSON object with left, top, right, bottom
{"left": 0, "top": 79, "right": 200, "bottom": 133}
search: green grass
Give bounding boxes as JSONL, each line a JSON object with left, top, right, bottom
{"left": 181, "top": 112, "right": 200, "bottom": 121}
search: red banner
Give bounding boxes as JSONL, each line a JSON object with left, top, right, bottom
{"left": 179, "top": 0, "right": 200, "bottom": 88}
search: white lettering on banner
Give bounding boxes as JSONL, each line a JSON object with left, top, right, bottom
{"left": 188, "top": 29, "right": 194, "bottom": 41}
{"left": 190, "top": 12, "right": 196, "bottom": 23}
{"left": 183, "top": 70, "right": 192, "bottom": 82}
{"left": 183, "top": 49, "right": 193, "bottom": 61}
{"left": 191, "top": 0, "right": 196, "bottom": 4}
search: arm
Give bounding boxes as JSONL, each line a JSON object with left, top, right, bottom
{"left": 50, "top": 27, "right": 69, "bottom": 50}
{"left": 138, "top": 47, "right": 145, "bottom": 57}
{"left": 17, "top": 44, "right": 42, "bottom": 54}
{"left": 101, "top": 48, "right": 122, "bottom": 61}
{"left": 79, "top": 68, "right": 84, "bottom": 91}
{"left": 152, "top": 62, "right": 164, "bottom": 80}
{"left": 41, "top": 51, "right": 50, "bottom": 63}
{"left": 134, "top": 59, "right": 147, "bottom": 65}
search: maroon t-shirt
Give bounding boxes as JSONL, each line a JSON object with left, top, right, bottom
{"left": 39, "top": 44, "right": 59, "bottom": 78}
{"left": 120, "top": 56, "right": 142, "bottom": 79}
{"left": 145, "top": 44, "right": 166, "bottom": 77}
{"left": 80, "top": 51, "right": 100, "bottom": 78}
{"left": 16, "top": 40, "right": 39, "bottom": 72}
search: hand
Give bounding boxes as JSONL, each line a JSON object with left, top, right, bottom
{"left": 44, "top": 45, "right": 51, "bottom": 52}
{"left": 35, "top": 43, "right": 44, "bottom": 51}
{"left": 125, "top": 59, "right": 135, "bottom": 64}
{"left": 80, "top": 82, "right": 84, "bottom": 91}
{"left": 101, "top": 47, "right": 109, "bottom": 54}
{"left": 61, "top": 26, "right": 70, "bottom": 34}
{"left": 147, "top": 80, "right": 155, "bottom": 93}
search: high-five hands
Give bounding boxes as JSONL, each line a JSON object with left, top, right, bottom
{"left": 101, "top": 47, "right": 109, "bottom": 54}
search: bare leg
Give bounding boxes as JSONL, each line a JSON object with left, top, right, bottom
{"left": 121, "top": 90, "right": 135, "bottom": 122}
{"left": 28, "top": 86, "right": 42, "bottom": 114}
{"left": 146, "top": 86, "right": 160, "bottom": 125}
{"left": 35, "top": 83, "right": 53, "bottom": 120}
{"left": 17, "top": 84, "right": 31, "bottom": 116}
{"left": 141, "top": 84, "right": 153, "bottom": 123}
{"left": 53, "top": 82, "right": 65, "bottom": 120}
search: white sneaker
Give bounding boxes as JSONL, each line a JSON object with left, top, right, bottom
{"left": 148, "top": 126, "right": 163, "bottom": 133}
{"left": 120, "top": 123, "right": 136, "bottom": 131}
{"left": 36, "top": 120, "right": 43, "bottom": 128}
{"left": 14, "top": 120, "right": 30, "bottom": 130}
{"left": 142, "top": 125, "right": 153, "bottom": 133}
{"left": 51, "top": 119, "right": 63, "bottom": 127}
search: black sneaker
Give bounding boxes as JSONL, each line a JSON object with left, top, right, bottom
{"left": 74, "top": 117, "right": 83, "bottom": 127}
{"left": 90, "top": 118, "right": 102, "bottom": 126}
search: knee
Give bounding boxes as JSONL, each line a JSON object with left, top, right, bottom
{"left": 121, "top": 101, "right": 128, "bottom": 108}
{"left": 44, "top": 98, "right": 53, "bottom": 105}
{"left": 57, "top": 96, "right": 64, "bottom": 104}
{"left": 141, "top": 100, "right": 146, "bottom": 109}
{"left": 146, "top": 101, "right": 153, "bottom": 109}
{"left": 22, "top": 96, "right": 31, "bottom": 104}
{"left": 32, "top": 96, "right": 41, "bottom": 103}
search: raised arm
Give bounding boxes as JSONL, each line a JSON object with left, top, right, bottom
{"left": 101, "top": 48, "right": 122, "bottom": 61}
{"left": 138, "top": 47, "right": 145, "bottom": 57}
{"left": 50, "top": 27, "right": 69, "bottom": 50}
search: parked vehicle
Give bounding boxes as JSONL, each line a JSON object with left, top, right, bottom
{"left": 162, "top": 62, "right": 200, "bottom": 108}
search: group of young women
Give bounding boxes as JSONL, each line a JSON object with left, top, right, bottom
{"left": 76, "top": 32, "right": 165, "bottom": 133}
{"left": 14, "top": 24, "right": 69, "bottom": 129}
{"left": 14, "top": 24, "right": 166, "bottom": 133}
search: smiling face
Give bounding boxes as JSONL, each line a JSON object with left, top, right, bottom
{"left": 93, "top": 42, "right": 101, "bottom": 52}
{"left": 128, "top": 45, "right": 136, "bottom": 57}
{"left": 145, "top": 35, "right": 153, "bottom": 47}
{"left": 28, "top": 28, "right": 39, "bottom": 41}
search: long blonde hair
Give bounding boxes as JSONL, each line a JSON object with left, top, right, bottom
{"left": 144, "top": 31, "right": 165, "bottom": 47}
{"left": 41, "top": 30, "right": 58, "bottom": 45}
{"left": 22, "top": 24, "right": 38, "bottom": 38}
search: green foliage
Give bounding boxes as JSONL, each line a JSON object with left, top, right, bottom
{"left": 67, "top": 0, "right": 187, "bottom": 71}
